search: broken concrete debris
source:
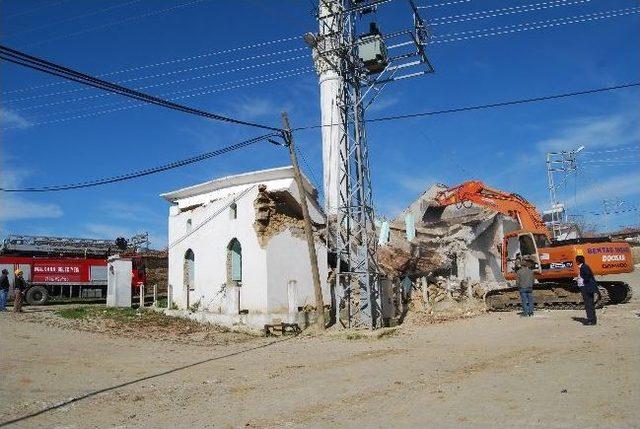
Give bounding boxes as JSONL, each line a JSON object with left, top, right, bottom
{"left": 376, "top": 183, "right": 519, "bottom": 321}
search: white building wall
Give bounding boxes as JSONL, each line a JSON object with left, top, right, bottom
{"left": 166, "top": 168, "right": 328, "bottom": 322}
{"left": 265, "top": 229, "right": 330, "bottom": 313}
{"left": 167, "top": 187, "right": 269, "bottom": 312}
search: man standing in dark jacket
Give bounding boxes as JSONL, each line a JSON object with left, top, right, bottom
{"left": 576, "top": 255, "right": 598, "bottom": 325}
{"left": 516, "top": 258, "right": 535, "bottom": 316}
{"left": 13, "top": 269, "right": 27, "bottom": 313}
{"left": 0, "top": 269, "right": 9, "bottom": 311}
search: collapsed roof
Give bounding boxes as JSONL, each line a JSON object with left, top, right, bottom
{"left": 378, "top": 184, "right": 519, "bottom": 279}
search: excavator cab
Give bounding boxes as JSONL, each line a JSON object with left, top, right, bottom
{"left": 503, "top": 231, "right": 543, "bottom": 278}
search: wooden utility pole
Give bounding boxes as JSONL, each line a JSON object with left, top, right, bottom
{"left": 281, "top": 112, "right": 325, "bottom": 329}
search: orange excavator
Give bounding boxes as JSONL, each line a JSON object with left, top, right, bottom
{"left": 427, "top": 180, "right": 634, "bottom": 311}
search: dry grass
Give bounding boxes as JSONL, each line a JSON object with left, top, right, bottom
{"left": 49, "top": 305, "right": 255, "bottom": 346}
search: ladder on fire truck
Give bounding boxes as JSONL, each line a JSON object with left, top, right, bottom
{"left": 1, "top": 235, "right": 116, "bottom": 257}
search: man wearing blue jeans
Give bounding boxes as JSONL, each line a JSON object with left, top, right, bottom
{"left": 516, "top": 259, "right": 535, "bottom": 316}
{"left": 0, "top": 269, "right": 9, "bottom": 311}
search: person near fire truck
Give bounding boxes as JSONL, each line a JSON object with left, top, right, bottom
{"left": 0, "top": 269, "right": 9, "bottom": 311}
{"left": 13, "top": 269, "right": 27, "bottom": 313}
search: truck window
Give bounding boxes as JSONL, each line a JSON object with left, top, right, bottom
{"left": 519, "top": 234, "right": 536, "bottom": 256}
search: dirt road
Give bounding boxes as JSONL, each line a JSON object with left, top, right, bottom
{"left": 1, "top": 273, "right": 639, "bottom": 429}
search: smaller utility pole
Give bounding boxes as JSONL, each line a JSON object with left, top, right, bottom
{"left": 546, "top": 145, "right": 584, "bottom": 239}
{"left": 281, "top": 112, "right": 325, "bottom": 330}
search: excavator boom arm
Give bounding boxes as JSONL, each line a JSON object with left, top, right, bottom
{"left": 434, "top": 181, "right": 549, "bottom": 237}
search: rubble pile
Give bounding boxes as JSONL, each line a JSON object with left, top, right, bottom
{"left": 405, "top": 276, "right": 488, "bottom": 325}
{"left": 377, "top": 184, "right": 517, "bottom": 322}
{"left": 377, "top": 243, "right": 444, "bottom": 278}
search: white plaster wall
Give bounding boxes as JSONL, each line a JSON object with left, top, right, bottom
{"left": 265, "top": 229, "right": 330, "bottom": 313}
{"left": 106, "top": 259, "right": 133, "bottom": 307}
{"left": 466, "top": 215, "right": 521, "bottom": 282}
{"left": 165, "top": 168, "right": 327, "bottom": 317}
{"left": 167, "top": 187, "right": 268, "bottom": 312}
{"left": 458, "top": 252, "right": 481, "bottom": 282}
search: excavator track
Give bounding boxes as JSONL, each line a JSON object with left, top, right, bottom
{"left": 598, "top": 281, "right": 633, "bottom": 304}
{"left": 485, "top": 282, "right": 631, "bottom": 312}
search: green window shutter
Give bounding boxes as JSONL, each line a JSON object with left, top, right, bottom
{"left": 230, "top": 240, "right": 242, "bottom": 281}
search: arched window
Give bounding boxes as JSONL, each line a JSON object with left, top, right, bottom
{"left": 229, "top": 202, "right": 237, "bottom": 220}
{"left": 186, "top": 218, "right": 192, "bottom": 233}
{"left": 227, "top": 238, "right": 242, "bottom": 284}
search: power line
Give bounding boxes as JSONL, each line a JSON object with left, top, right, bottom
{"left": 426, "top": 0, "right": 474, "bottom": 9}
{"left": 7, "top": 48, "right": 309, "bottom": 105}
{"left": 582, "top": 157, "right": 640, "bottom": 162}
{"left": 2, "top": 0, "right": 73, "bottom": 20}
{"left": 9, "top": 68, "right": 313, "bottom": 129}
{"left": 2, "top": 36, "right": 302, "bottom": 95}
{"left": 367, "top": 83, "right": 640, "bottom": 123}
{"left": 575, "top": 207, "right": 640, "bottom": 216}
{"left": 5, "top": 0, "right": 143, "bottom": 39}
{"left": 6, "top": 5, "right": 636, "bottom": 127}
{"left": 27, "top": 66, "right": 311, "bottom": 122}
{"left": 0, "top": 134, "right": 275, "bottom": 193}
{"left": 583, "top": 145, "right": 640, "bottom": 154}
{"left": 9, "top": 54, "right": 310, "bottom": 111}
{"left": 431, "top": 0, "right": 592, "bottom": 26}
{"left": 291, "top": 82, "right": 640, "bottom": 131}
{"left": 295, "top": 146, "right": 323, "bottom": 200}
{"left": 582, "top": 159, "right": 640, "bottom": 165}
{"left": 7, "top": 0, "right": 627, "bottom": 108}
{"left": 2, "top": 35, "right": 303, "bottom": 97}
{"left": 5, "top": 0, "right": 630, "bottom": 101}
{"left": 20, "top": 0, "right": 210, "bottom": 49}
{"left": 432, "top": 6, "right": 640, "bottom": 44}
{"left": 0, "top": 45, "right": 282, "bottom": 132}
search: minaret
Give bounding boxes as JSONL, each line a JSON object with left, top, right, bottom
{"left": 312, "top": 0, "right": 343, "bottom": 215}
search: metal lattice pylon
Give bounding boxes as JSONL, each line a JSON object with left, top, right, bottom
{"left": 334, "top": 46, "right": 381, "bottom": 328}
{"left": 312, "top": 0, "right": 435, "bottom": 328}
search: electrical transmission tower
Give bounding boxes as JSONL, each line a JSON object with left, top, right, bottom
{"left": 545, "top": 145, "right": 584, "bottom": 240}
{"left": 307, "top": 0, "right": 434, "bottom": 328}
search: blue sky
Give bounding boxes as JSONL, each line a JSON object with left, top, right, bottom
{"left": 1, "top": 0, "right": 638, "bottom": 247}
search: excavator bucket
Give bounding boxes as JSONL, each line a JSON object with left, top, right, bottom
{"left": 422, "top": 205, "right": 446, "bottom": 223}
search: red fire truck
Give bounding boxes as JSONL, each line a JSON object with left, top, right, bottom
{"left": 0, "top": 235, "right": 146, "bottom": 305}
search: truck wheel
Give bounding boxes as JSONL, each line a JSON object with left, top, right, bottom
{"left": 26, "top": 286, "right": 49, "bottom": 305}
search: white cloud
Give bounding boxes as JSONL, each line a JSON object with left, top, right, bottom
{"left": 99, "top": 200, "right": 164, "bottom": 222}
{"left": 0, "top": 108, "right": 31, "bottom": 129}
{"left": 0, "top": 198, "right": 63, "bottom": 221}
{"left": 232, "top": 96, "right": 292, "bottom": 120}
{"left": 536, "top": 114, "right": 639, "bottom": 153}
{"left": 389, "top": 173, "right": 438, "bottom": 194}
{"left": 568, "top": 171, "right": 640, "bottom": 208}
{"left": 0, "top": 170, "right": 63, "bottom": 221}
{"left": 367, "top": 95, "right": 400, "bottom": 113}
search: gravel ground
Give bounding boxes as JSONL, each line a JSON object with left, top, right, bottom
{"left": 0, "top": 271, "right": 638, "bottom": 429}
